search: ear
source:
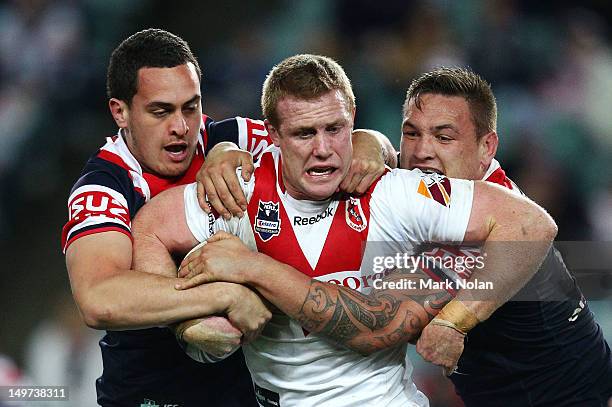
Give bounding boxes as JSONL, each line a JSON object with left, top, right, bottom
{"left": 109, "top": 98, "right": 130, "bottom": 128}
{"left": 479, "top": 131, "right": 499, "bottom": 170}
{"left": 264, "top": 119, "right": 281, "bottom": 147}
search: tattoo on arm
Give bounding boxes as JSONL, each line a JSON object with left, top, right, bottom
{"left": 320, "top": 301, "right": 361, "bottom": 341}
{"left": 296, "top": 267, "right": 454, "bottom": 352}
{"left": 296, "top": 282, "right": 335, "bottom": 331}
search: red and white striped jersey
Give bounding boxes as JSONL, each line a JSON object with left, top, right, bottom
{"left": 183, "top": 146, "right": 474, "bottom": 407}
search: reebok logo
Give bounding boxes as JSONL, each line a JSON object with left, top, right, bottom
{"left": 293, "top": 206, "right": 334, "bottom": 226}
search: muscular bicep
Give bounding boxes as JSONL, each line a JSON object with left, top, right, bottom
{"left": 463, "top": 181, "right": 539, "bottom": 243}
{"left": 131, "top": 185, "right": 199, "bottom": 277}
{"left": 464, "top": 181, "right": 556, "bottom": 242}
{"left": 66, "top": 232, "right": 133, "bottom": 311}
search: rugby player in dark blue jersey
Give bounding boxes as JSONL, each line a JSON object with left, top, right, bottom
{"left": 62, "top": 29, "right": 274, "bottom": 407}
{"left": 405, "top": 68, "right": 612, "bottom": 407}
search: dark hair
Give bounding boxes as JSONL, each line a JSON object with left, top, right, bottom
{"left": 404, "top": 67, "right": 497, "bottom": 137}
{"left": 106, "top": 28, "right": 201, "bottom": 104}
{"left": 261, "top": 54, "right": 355, "bottom": 127}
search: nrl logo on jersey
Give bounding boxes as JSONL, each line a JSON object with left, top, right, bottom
{"left": 254, "top": 200, "right": 281, "bottom": 242}
{"left": 345, "top": 197, "right": 367, "bottom": 232}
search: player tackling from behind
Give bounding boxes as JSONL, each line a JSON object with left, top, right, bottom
{"left": 403, "top": 67, "right": 612, "bottom": 407}
{"left": 61, "top": 28, "right": 272, "bottom": 406}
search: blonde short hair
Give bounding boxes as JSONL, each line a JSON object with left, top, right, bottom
{"left": 261, "top": 54, "right": 355, "bottom": 127}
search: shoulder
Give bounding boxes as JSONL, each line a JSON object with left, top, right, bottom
{"left": 71, "top": 154, "right": 141, "bottom": 201}
{"left": 376, "top": 169, "right": 472, "bottom": 205}
{"left": 67, "top": 149, "right": 148, "bottom": 227}
{"left": 206, "top": 116, "right": 271, "bottom": 156}
{"left": 372, "top": 168, "right": 429, "bottom": 199}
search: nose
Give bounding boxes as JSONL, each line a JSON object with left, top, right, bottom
{"left": 411, "top": 135, "right": 435, "bottom": 161}
{"left": 312, "top": 133, "right": 332, "bottom": 158}
{"left": 170, "top": 112, "right": 189, "bottom": 137}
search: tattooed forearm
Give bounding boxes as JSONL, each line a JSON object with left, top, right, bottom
{"left": 295, "top": 267, "right": 456, "bottom": 353}
{"left": 337, "top": 290, "right": 377, "bottom": 329}
{"left": 296, "top": 281, "right": 337, "bottom": 331}
{"left": 320, "top": 301, "right": 361, "bottom": 341}
{"left": 423, "top": 291, "right": 452, "bottom": 315}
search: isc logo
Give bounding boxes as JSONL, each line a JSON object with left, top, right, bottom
{"left": 69, "top": 191, "right": 129, "bottom": 224}
{"left": 139, "top": 399, "right": 179, "bottom": 407}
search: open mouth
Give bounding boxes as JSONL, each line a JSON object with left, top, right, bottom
{"left": 307, "top": 166, "right": 336, "bottom": 176}
{"left": 416, "top": 167, "right": 444, "bottom": 175}
{"left": 163, "top": 143, "right": 189, "bottom": 162}
{"left": 164, "top": 144, "right": 187, "bottom": 154}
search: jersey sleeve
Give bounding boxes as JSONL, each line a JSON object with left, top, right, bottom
{"left": 371, "top": 169, "right": 474, "bottom": 244}
{"left": 61, "top": 169, "right": 135, "bottom": 253}
{"left": 205, "top": 117, "right": 272, "bottom": 160}
{"left": 183, "top": 170, "right": 256, "bottom": 242}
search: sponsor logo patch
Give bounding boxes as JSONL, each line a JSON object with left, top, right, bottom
{"left": 417, "top": 173, "right": 452, "bottom": 207}
{"left": 345, "top": 197, "right": 367, "bottom": 232}
{"left": 293, "top": 206, "right": 334, "bottom": 226}
{"left": 254, "top": 200, "right": 281, "bottom": 242}
{"left": 68, "top": 190, "right": 130, "bottom": 225}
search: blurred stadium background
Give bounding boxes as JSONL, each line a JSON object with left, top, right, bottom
{"left": 0, "top": 0, "right": 610, "bottom": 405}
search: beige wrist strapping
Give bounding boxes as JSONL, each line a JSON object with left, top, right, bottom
{"left": 432, "top": 299, "right": 481, "bottom": 335}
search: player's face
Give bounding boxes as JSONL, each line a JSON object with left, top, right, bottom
{"left": 400, "top": 94, "right": 496, "bottom": 180}
{"left": 266, "top": 90, "right": 354, "bottom": 201}
{"left": 112, "top": 63, "right": 202, "bottom": 178}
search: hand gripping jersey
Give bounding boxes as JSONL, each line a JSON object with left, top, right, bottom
{"left": 184, "top": 146, "right": 475, "bottom": 407}
{"left": 61, "top": 116, "right": 271, "bottom": 406}
{"left": 450, "top": 159, "right": 612, "bottom": 407}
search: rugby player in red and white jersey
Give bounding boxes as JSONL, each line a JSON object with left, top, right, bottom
{"left": 130, "top": 55, "right": 558, "bottom": 406}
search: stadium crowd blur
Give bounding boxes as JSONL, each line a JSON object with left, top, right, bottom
{"left": 0, "top": 1, "right": 610, "bottom": 406}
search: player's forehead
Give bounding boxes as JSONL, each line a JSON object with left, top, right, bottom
{"left": 276, "top": 90, "right": 353, "bottom": 132}
{"left": 402, "top": 93, "right": 476, "bottom": 136}
{"left": 404, "top": 94, "right": 473, "bottom": 127}
{"left": 134, "top": 63, "right": 201, "bottom": 105}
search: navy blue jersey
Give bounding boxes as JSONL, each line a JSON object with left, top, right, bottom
{"left": 62, "top": 116, "right": 271, "bottom": 406}
{"left": 449, "top": 162, "right": 612, "bottom": 407}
